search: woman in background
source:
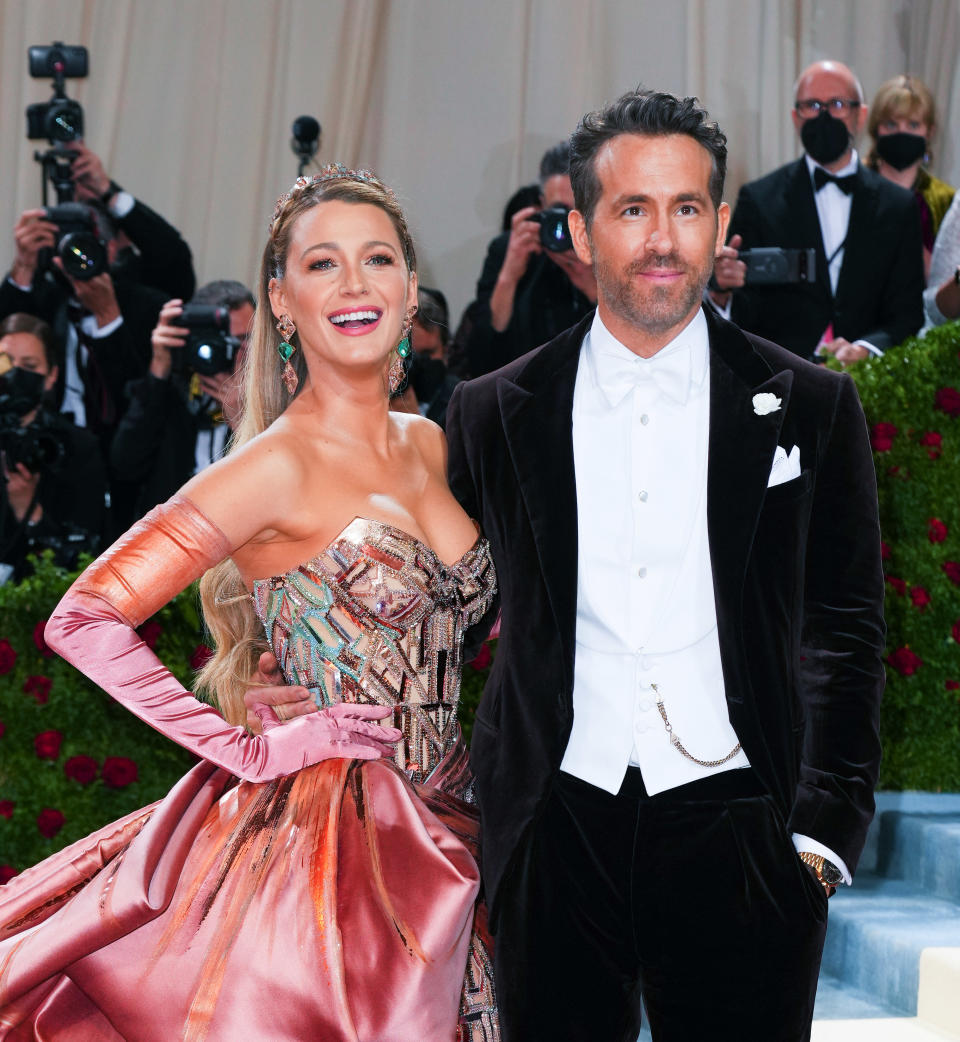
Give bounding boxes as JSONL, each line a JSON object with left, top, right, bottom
{"left": 866, "top": 74, "right": 955, "bottom": 279}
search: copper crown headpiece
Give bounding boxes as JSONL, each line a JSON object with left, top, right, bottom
{"left": 270, "top": 163, "right": 393, "bottom": 231}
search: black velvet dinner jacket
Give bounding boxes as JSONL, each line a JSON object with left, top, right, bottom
{"left": 446, "top": 305, "right": 885, "bottom": 924}
{"left": 727, "top": 158, "right": 923, "bottom": 358}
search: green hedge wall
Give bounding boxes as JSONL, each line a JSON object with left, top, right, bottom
{"left": 837, "top": 322, "right": 960, "bottom": 790}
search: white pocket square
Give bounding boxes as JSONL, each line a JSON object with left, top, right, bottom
{"left": 767, "top": 444, "right": 801, "bottom": 488}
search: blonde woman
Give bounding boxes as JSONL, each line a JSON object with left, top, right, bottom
{"left": 866, "top": 74, "right": 955, "bottom": 278}
{"left": 0, "top": 168, "right": 498, "bottom": 1041}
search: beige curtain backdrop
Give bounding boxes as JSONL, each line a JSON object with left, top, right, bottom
{"left": 1, "top": 0, "right": 958, "bottom": 323}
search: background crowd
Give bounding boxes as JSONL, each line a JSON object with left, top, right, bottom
{"left": 2, "top": 37, "right": 958, "bottom": 583}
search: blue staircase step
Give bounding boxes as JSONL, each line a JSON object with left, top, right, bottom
{"left": 821, "top": 873, "right": 960, "bottom": 1015}
{"left": 813, "top": 972, "right": 907, "bottom": 1020}
{"left": 877, "top": 812, "right": 960, "bottom": 903}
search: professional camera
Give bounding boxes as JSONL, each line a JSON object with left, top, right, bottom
{"left": 0, "top": 420, "right": 65, "bottom": 474}
{"left": 171, "top": 306, "right": 239, "bottom": 376}
{"left": 530, "top": 205, "right": 573, "bottom": 253}
{"left": 42, "top": 202, "right": 108, "bottom": 281}
{"left": 0, "top": 364, "right": 65, "bottom": 474}
{"left": 739, "top": 247, "right": 817, "bottom": 286}
{"left": 25, "top": 42, "right": 89, "bottom": 204}
{"left": 26, "top": 43, "right": 87, "bottom": 143}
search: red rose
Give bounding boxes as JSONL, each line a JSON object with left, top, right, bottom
{"left": 870, "top": 422, "right": 897, "bottom": 452}
{"left": 880, "top": 542, "right": 891, "bottom": 561}
{"left": 929, "top": 519, "right": 948, "bottom": 544}
{"left": 32, "top": 620, "right": 54, "bottom": 658}
{"left": 137, "top": 620, "right": 163, "bottom": 650}
{"left": 944, "top": 562, "right": 960, "bottom": 586}
{"left": 953, "top": 621, "right": 960, "bottom": 644}
{"left": 919, "top": 431, "right": 943, "bottom": 459}
{"left": 22, "top": 675, "right": 52, "bottom": 705}
{"left": 934, "top": 387, "right": 960, "bottom": 416}
{"left": 34, "top": 730, "right": 62, "bottom": 760}
{"left": 37, "top": 808, "right": 64, "bottom": 839}
{"left": 189, "top": 644, "right": 213, "bottom": 671}
{"left": 469, "top": 643, "right": 492, "bottom": 671}
{"left": 885, "top": 576, "right": 906, "bottom": 596}
{"left": 0, "top": 720, "right": 5, "bottom": 738}
{"left": 946, "top": 680, "right": 960, "bottom": 691}
{"left": 0, "top": 639, "right": 16, "bottom": 675}
{"left": 0, "top": 800, "right": 14, "bottom": 819}
{"left": 910, "top": 586, "right": 931, "bottom": 610}
{"left": 64, "top": 755, "right": 99, "bottom": 786}
{"left": 886, "top": 647, "right": 922, "bottom": 675}
{"left": 0, "top": 866, "right": 17, "bottom": 885}
{"left": 102, "top": 756, "right": 138, "bottom": 789}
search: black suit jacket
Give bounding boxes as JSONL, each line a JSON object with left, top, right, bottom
{"left": 446, "top": 306, "right": 885, "bottom": 924}
{"left": 728, "top": 158, "right": 923, "bottom": 357}
{"left": 116, "top": 197, "right": 196, "bottom": 301}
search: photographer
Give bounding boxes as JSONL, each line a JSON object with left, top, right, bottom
{"left": 0, "top": 314, "right": 105, "bottom": 582}
{"left": 401, "top": 287, "right": 461, "bottom": 429}
{"left": 110, "top": 280, "right": 253, "bottom": 519}
{"left": 466, "top": 141, "right": 597, "bottom": 376}
{"left": 0, "top": 200, "right": 167, "bottom": 439}
{"left": 68, "top": 142, "right": 196, "bottom": 301}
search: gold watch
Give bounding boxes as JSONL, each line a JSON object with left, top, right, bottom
{"left": 798, "top": 851, "right": 842, "bottom": 896}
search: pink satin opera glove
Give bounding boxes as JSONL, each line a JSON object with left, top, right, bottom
{"left": 44, "top": 495, "right": 401, "bottom": 781}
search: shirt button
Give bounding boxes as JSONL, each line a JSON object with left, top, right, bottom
{"left": 638, "top": 490, "right": 648, "bottom": 502}
{"left": 637, "top": 566, "right": 647, "bottom": 578}
{"left": 637, "top": 697, "right": 653, "bottom": 712}
{"left": 640, "top": 414, "right": 650, "bottom": 426}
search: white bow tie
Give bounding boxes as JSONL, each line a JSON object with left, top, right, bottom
{"left": 593, "top": 345, "right": 692, "bottom": 407}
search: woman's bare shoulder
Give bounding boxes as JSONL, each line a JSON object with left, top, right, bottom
{"left": 180, "top": 424, "right": 310, "bottom": 550}
{"left": 394, "top": 412, "right": 447, "bottom": 475}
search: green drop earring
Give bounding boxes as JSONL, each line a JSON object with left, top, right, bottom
{"left": 276, "top": 314, "right": 298, "bottom": 394}
{"left": 388, "top": 306, "right": 417, "bottom": 394}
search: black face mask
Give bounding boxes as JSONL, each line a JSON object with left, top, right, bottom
{"left": 875, "top": 132, "right": 927, "bottom": 171}
{"left": 0, "top": 366, "right": 46, "bottom": 418}
{"left": 800, "top": 111, "right": 851, "bottom": 166}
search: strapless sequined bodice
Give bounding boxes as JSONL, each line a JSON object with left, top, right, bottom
{"left": 252, "top": 517, "right": 497, "bottom": 786}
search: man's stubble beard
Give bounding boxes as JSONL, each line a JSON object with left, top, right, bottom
{"left": 591, "top": 243, "right": 713, "bottom": 338}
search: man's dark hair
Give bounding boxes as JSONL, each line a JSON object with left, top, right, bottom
{"left": 570, "top": 88, "right": 727, "bottom": 226}
{"left": 191, "top": 279, "right": 255, "bottom": 311}
{"left": 538, "top": 140, "right": 571, "bottom": 187}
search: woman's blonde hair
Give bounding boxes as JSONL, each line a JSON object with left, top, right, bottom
{"left": 866, "top": 74, "right": 937, "bottom": 169}
{"left": 195, "top": 169, "right": 417, "bottom": 725}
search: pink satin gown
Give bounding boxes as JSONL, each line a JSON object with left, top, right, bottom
{"left": 0, "top": 515, "right": 499, "bottom": 1041}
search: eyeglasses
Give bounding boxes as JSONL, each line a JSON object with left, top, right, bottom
{"left": 795, "top": 98, "right": 862, "bottom": 117}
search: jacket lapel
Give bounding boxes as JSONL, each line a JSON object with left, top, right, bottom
{"left": 705, "top": 308, "right": 792, "bottom": 702}
{"left": 834, "top": 168, "right": 877, "bottom": 305}
{"left": 497, "top": 318, "right": 587, "bottom": 674}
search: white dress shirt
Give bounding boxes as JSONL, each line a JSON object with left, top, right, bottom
{"left": 561, "top": 307, "right": 851, "bottom": 882}
{"left": 562, "top": 308, "right": 750, "bottom": 795}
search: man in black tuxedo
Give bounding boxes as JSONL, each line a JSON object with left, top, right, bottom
{"left": 710, "top": 60, "right": 923, "bottom": 362}
{"left": 445, "top": 90, "right": 885, "bottom": 1040}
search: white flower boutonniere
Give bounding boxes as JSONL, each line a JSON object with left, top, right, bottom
{"left": 752, "top": 392, "right": 782, "bottom": 416}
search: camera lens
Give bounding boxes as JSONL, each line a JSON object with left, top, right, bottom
{"left": 58, "top": 231, "right": 108, "bottom": 280}
{"left": 45, "top": 100, "right": 83, "bottom": 143}
{"left": 536, "top": 206, "right": 573, "bottom": 253}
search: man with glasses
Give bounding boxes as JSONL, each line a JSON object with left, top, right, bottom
{"left": 710, "top": 60, "right": 923, "bottom": 362}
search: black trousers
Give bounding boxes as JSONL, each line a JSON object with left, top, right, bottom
{"left": 493, "top": 768, "right": 828, "bottom": 1042}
